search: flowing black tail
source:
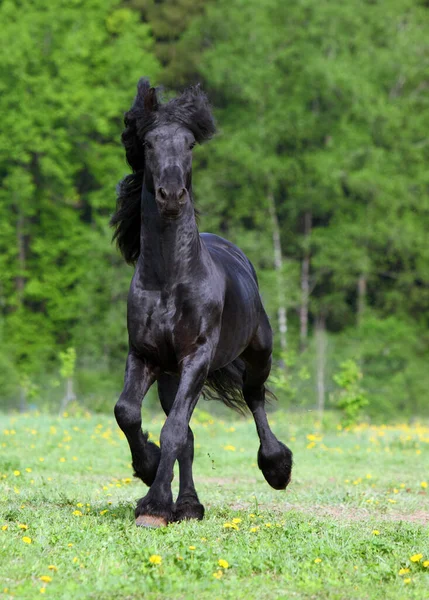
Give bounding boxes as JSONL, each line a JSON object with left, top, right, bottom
{"left": 203, "top": 358, "right": 276, "bottom": 414}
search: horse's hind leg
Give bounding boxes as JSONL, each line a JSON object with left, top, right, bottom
{"left": 241, "top": 316, "right": 293, "bottom": 490}
{"left": 114, "top": 353, "right": 160, "bottom": 487}
{"left": 158, "top": 373, "right": 204, "bottom": 522}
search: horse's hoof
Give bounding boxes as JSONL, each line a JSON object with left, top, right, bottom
{"left": 135, "top": 515, "right": 168, "bottom": 528}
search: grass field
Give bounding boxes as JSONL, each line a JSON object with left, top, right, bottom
{"left": 1, "top": 407, "right": 428, "bottom": 599}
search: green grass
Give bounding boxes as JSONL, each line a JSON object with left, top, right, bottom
{"left": 1, "top": 408, "right": 428, "bottom": 599}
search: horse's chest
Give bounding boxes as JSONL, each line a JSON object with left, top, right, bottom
{"left": 127, "top": 287, "right": 203, "bottom": 367}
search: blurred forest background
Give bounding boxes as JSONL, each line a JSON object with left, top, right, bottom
{"left": 1, "top": 0, "right": 428, "bottom": 419}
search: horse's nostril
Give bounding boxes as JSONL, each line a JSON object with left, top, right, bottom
{"left": 158, "top": 187, "right": 167, "bottom": 200}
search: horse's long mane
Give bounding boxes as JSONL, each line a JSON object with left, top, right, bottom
{"left": 110, "top": 79, "right": 216, "bottom": 265}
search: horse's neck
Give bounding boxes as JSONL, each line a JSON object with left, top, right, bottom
{"left": 138, "top": 186, "right": 202, "bottom": 287}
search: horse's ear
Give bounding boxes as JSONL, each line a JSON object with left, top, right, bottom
{"left": 144, "top": 87, "right": 159, "bottom": 113}
{"left": 131, "top": 78, "right": 158, "bottom": 113}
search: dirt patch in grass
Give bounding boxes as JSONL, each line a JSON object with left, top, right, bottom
{"left": 225, "top": 501, "right": 429, "bottom": 524}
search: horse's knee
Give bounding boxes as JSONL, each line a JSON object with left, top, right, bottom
{"left": 160, "top": 419, "right": 188, "bottom": 456}
{"left": 258, "top": 441, "right": 293, "bottom": 490}
{"left": 114, "top": 397, "right": 141, "bottom": 432}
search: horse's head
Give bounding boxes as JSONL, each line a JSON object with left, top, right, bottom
{"left": 123, "top": 79, "right": 216, "bottom": 219}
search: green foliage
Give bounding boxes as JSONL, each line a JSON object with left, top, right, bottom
{"left": 332, "top": 360, "right": 369, "bottom": 427}
{"left": 59, "top": 348, "right": 76, "bottom": 380}
{"left": 0, "top": 0, "right": 428, "bottom": 418}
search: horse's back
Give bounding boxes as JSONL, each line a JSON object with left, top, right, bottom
{"left": 200, "top": 232, "right": 259, "bottom": 288}
{"left": 200, "top": 233, "right": 267, "bottom": 366}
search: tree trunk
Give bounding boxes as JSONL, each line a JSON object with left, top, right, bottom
{"left": 16, "top": 209, "right": 26, "bottom": 303}
{"left": 300, "top": 211, "right": 312, "bottom": 352}
{"left": 59, "top": 377, "right": 76, "bottom": 416}
{"left": 315, "top": 313, "right": 327, "bottom": 416}
{"left": 357, "top": 274, "right": 367, "bottom": 327}
{"left": 267, "top": 190, "right": 287, "bottom": 353}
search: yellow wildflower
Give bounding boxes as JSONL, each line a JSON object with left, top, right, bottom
{"left": 223, "top": 445, "right": 236, "bottom": 451}
{"left": 403, "top": 578, "right": 411, "bottom": 584}
{"left": 250, "top": 526, "right": 259, "bottom": 532}
{"left": 372, "top": 530, "right": 380, "bottom": 535}
{"left": 22, "top": 536, "right": 32, "bottom": 544}
{"left": 2, "top": 525, "right": 8, "bottom": 531}
{"left": 39, "top": 576, "right": 52, "bottom": 583}
{"left": 423, "top": 560, "right": 429, "bottom": 568}
{"left": 72, "top": 510, "right": 83, "bottom": 517}
{"left": 189, "top": 546, "right": 196, "bottom": 550}
{"left": 76, "top": 503, "right": 83, "bottom": 508}
{"left": 398, "top": 568, "right": 410, "bottom": 576}
{"left": 25, "top": 468, "right": 32, "bottom": 473}
{"left": 18, "top": 524, "right": 28, "bottom": 530}
{"left": 212, "top": 570, "right": 223, "bottom": 579}
{"left": 48, "top": 565, "right": 58, "bottom": 572}
{"left": 40, "top": 589, "right": 46, "bottom": 594}
{"left": 421, "top": 481, "right": 427, "bottom": 489}
{"left": 13, "top": 470, "right": 20, "bottom": 476}
{"left": 410, "top": 554, "right": 423, "bottom": 562}
{"left": 232, "top": 518, "right": 241, "bottom": 524}
{"left": 100, "top": 509, "right": 109, "bottom": 515}
{"left": 149, "top": 555, "right": 162, "bottom": 565}
{"left": 314, "top": 558, "right": 322, "bottom": 564}
{"left": 223, "top": 522, "right": 238, "bottom": 530}
{"left": 218, "top": 559, "right": 229, "bottom": 569}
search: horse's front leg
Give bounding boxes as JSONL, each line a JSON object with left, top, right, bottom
{"left": 135, "top": 352, "right": 210, "bottom": 527}
{"left": 158, "top": 373, "right": 205, "bottom": 522}
{"left": 114, "top": 353, "right": 160, "bottom": 486}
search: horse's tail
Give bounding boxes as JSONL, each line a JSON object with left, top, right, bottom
{"left": 203, "top": 358, "right": 276, "bottom": 414}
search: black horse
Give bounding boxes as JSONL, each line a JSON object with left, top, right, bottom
{"left": 111, "top": 79, "right": 292, "bottom": 527}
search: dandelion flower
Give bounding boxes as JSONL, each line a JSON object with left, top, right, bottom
{"left": 218, "top": 559, "right": 229, "bottom": 569}
{"left": 18, "top": 524, "right": 28, "bottom": 530}
{"left": 372, "top": 530, "right": 380, "bottom": 535}
{"left": 25, "top": 468, "right": 32, "bottom": 473}
{"left": 100, "top": 509, "right": 108, "bottom": 515}
{"left": 22, "top": 536, "right": 32, "bottom": 544}
{"left": 2, "top": 525, "right": 8, "bottom": 531}
{"left": 232, "top": 518, "right": 241, "bottom": 524}
{"left": 48, "top": 565, "right": 58, "bottom": 572}
{"left": 40, "top": 589, "right": 46, "bottom": 594}
{"left": 67, "top": 543, "right": 73, "bottom": 547}
{"left": 13, "top": 470, "right": 20, "bottom": 476}
{"left": 149, "top": 555, "right": 162, "bottom": 565}
{"left": 189, "top": 546, "right": 196, "bottom": 550}
{"left": 421, "top": 482, "right": 428, "bottom": 489}
{"left": 314, "top": 558, "right": 322, "bottom": 564}
{"left": 39, "top": 576, "right": 52, "bottom": 583}
{"left": 212, "top": 570, "right": 223, "bottom": 579}
{"left": 403, "top": 578, "right": 411, "bottom": 584}
{"left": 423, "top": 560, "right": 429, "bottom": 568}
{"left": 398, "top": 568, "right": 410, "bottom": 576}
{"left": 72, "top": 510, "right": 83, "bottom": 517}
{"left": 250, "top": 527, "right": 259, "bottom": 532}
{"left": 410, "top": 554, "right": 423, "bottom": 562}
{"left": 76, "top": 503, "right": 83, "bottom": 508}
